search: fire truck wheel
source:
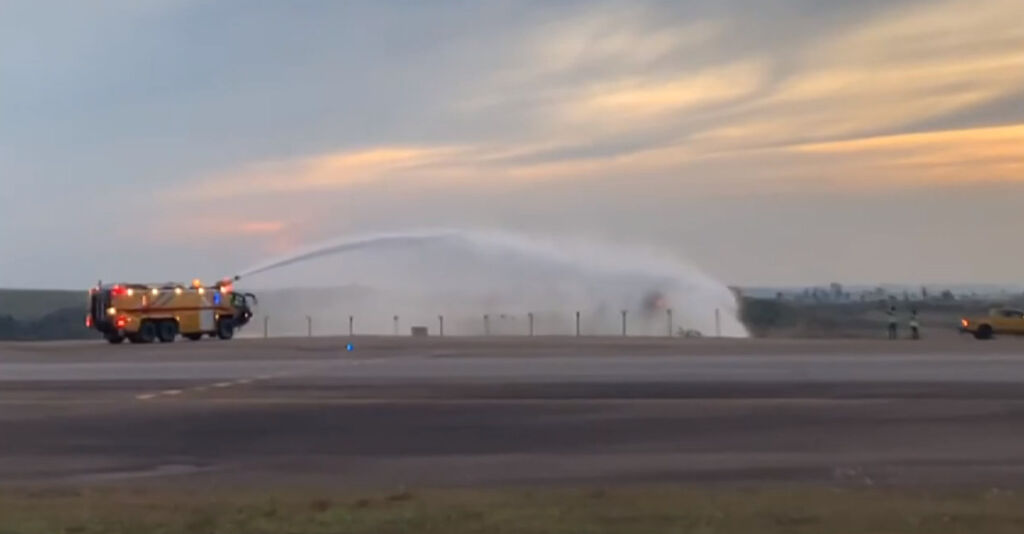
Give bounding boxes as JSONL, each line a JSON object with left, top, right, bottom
{"left": 157, "top": 321, "right": 178, "bottom": 343}
{"left": 216, "top": 319, "right": 235, "bottom": 340}
{"left": 105, "top": 334, "right": 125, "bottom": 344}
{"left": 184, "top": 333, "right": 203, "bottom": 341}
{"left": 136, "top": 321, "right": 157, "bottom": 344}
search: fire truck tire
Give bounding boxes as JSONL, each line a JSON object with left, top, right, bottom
{"left": 216, "top": 319, "right": 235, "bottom": 340}
{"left": 135, "top": 321, "right": 157, "bottom": 344}
{"left": 184, "top": 333, "right": 203, "bottom": 341}
{"left": 105, "top": 334, "right": 125, "bottom": 344}
{"left": 157, "top": 321, "right": 178, "bottom": 343}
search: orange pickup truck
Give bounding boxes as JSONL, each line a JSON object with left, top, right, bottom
{"left": 960, "top": 308, "right": 1024, "bottom": 340}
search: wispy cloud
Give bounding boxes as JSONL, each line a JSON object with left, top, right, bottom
{"left": 187, "top": 146, "right": 467, "bottom": 198}
{"left": 696, "top": 0, "right": 1024, "bottom": 148}
{"left": 568, "top": 60, "right": 767, "bottom": 119}
{"left": 789, "top": 124, "right": 1024, "bottom": 184}
{"left": 518, "top": 15, "right": 721, "bottom": 75}
{"left": 238, "top": 221, "right": 287, "bottom": 234}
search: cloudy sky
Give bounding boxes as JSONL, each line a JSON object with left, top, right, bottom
{"left": 2, "top": 0, "right": 1023, "bottom": 289}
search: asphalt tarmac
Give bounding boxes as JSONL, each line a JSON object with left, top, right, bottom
{"left": 1, "top": 336, "right": 1023, "bottom": 489}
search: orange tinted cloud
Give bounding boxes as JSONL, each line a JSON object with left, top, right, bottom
{"left": 238, "top": 221, "right": 286, "bottom": 234}
{"left": 788, "top": 124, "right": 1024, "bottom": 185}
{"left": 694, "top": 0, "right": 1024, "bottom": 148}
{"left": 189, "top": 146, "right": 465, "bottom": 198}
{"left": 572, "top": 61, "right": 766, "bottom": 119}
{"left": 146, "top": 218, "right": 288, "bottom": 238}
{"left": 792, "top": 125, "right": 1024, "bottom": 154}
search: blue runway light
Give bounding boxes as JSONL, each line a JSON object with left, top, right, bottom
{"left": 213, "top": 293, "right": 222, "bottom": 305}
{"left": 346, "top": 343, "right": 354, "bottom": 352}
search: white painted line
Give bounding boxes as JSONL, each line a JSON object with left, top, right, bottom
{"left": 235, "top": 379, "right": 252, "bottom": 385}
{"left": 212, "top": 382, "right": 233, "bottom": 388}
{"left": 161, "top": 389, "right": 182, "bottom": 396}
{"left": 136, "top": 393, "right": 158, "bottom": 401}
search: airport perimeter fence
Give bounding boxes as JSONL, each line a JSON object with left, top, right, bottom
{"left": 250, "top": 308, "right": 723, "bottom": 339}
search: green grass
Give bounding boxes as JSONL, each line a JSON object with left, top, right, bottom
{"left": 1, "top": 487, "right": 1023, "bottom": 534}
{"left": 0, "top": 289, "right": 84, "bottom": 321}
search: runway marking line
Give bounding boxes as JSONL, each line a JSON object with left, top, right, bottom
{"left": 133, "top": 372, "right": 290, "bottom": 401}
{"left": 133, "top": 359, "right": 364, "bottom": 401}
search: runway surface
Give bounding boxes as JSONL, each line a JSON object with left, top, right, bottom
{"left": 1, "top": 336, "right": 1023, "bottom": 488}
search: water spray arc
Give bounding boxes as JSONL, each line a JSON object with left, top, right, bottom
{"left": 234, "top": 233, "right": 462, "bottom": 281}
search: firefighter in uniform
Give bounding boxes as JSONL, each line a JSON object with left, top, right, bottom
{"left": 909, "top": 309, "right": 921, "bottom": 340}
{"left": 887, "top": 306, "right": 898, "bottom": 340}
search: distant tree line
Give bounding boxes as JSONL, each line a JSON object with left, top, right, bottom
{"left": 0, "top": 307, "right": 99, "bottom": 341}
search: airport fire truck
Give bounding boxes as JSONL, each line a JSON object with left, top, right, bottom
{"left": 87, "top": 279, "right": 256, "bottom": 344}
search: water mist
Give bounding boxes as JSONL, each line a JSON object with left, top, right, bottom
{"left": 235, "top": 229, "right": 747, "bottom": 338}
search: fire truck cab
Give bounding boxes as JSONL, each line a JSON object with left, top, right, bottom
{"left": 87, "top": 279, "right": 255, "bottom": 344}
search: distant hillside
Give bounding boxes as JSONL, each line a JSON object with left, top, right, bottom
{"left": 0, "top": 307, "right": 98, "bottom": 341}
{"left": 0, "top": 289, "right": 95, "bottom": 341}
{"left": 0, "top": 289, "right": 84, "bottom": 321}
